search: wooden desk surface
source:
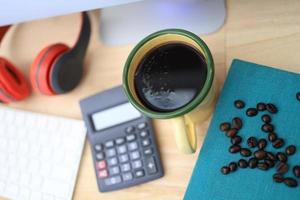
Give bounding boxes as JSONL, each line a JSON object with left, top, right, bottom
{"left": 1, "top": 0, "right": 300, "bottom": 199}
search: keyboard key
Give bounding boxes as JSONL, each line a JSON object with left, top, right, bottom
{"left": 144, "top": 148, "right": 153, "bottom": 155}
{"left": 142, "top": 138, "right": 151, "bottom": 147}
{"left": 42, "top": 179, "right": 70, "bottom": 198}
{"left": 132, "top": 160, "right": 143, "bottom": 169}
{"left": 121, "top": 163, "right": 131, "bottom": 172}
{"left": 98, "top": 169, "right": 108, "bottom": 178}
{"left": 125, "top": 126, "right": 135, "bottom": 134}
{"left": 18, "top": 187, "right": 30, "bottom": 200}
{"left": 104, "top": 175, "right": 122, "bottom": 186}
{"left": 122, "top": 172, "right": 133, "bottom": 181}
{"left": 107, "top": 157, "right": 118, "bottom": 166}
{"left": 94, "top": 144, "right": 103, "bottom": 152}
{"left": 119, "top": 154, "right": 129, "bottom": 163}
{"left": 134, "top": 170, "right": 145, "bottom": 178}
{"left": 130, "top": 151, "right": 140, "bottom": 160}
{"left": 137, "top": 122, "right": 147, "bottom": 130}
{"left": 126, "top": 134, "right": 136, "bottom": 142}
{"left": 115, "top": 137, "right": 125, "bottom": 145}
{"left": 106, "top": 148, "right": 116, "bottom": 157}
{"left": 139, "top": 130, "right": 149, "bottom": 137}
{"left": 96, "top": 152, "right": 105, "bottom": 160}
{"left": 105, "top": 140, "right": 114, "bottom": 148}
{"left": 109, "top": 166, "right": 120, "bottom": 175}
{"left": 128, "top": 141, "right": 138, "bottom": 151}
{"left": 97, "top": 160, "right": 107, "bottom": 170}
{"left": 145, "top": 157, "right": 157, "bottom": 174}
{"left": 117, "top": 145, "right": 127, "bottom": 154}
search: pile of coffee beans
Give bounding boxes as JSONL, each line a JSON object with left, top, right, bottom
{"left": 219, "top": 100, "right": 300, "bottom": 188}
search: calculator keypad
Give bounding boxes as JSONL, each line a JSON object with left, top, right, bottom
{"left": 94, "top": 122, "right": 160, "bottom": 188}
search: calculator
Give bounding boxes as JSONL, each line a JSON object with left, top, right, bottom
{"left": 79, "top": 86, "right": 164, "bottom": 192}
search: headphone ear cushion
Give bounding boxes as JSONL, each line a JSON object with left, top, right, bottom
{"left": 0, "top": 57, "right": 31, "bottom": 103}
{"left": 30, "top": 43, "right": 70, "bottom": 95}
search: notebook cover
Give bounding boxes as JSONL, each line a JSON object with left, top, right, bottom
{"left": 184, "top": 59, "right": 300, "bottom": 200}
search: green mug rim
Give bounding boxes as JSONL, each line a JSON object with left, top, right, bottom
{"left": 123, "top": 29, "right": 214, "bottom": 119}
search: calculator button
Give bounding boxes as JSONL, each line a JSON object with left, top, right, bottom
{"left": 109, "top": 166, "right": 120, "bottom": 175}
{"left": 142, "top": 138, "right": 151, "bottom": 147}
{"left": 115, "top": 137, "right": 125, "bottom": 145}
{"left": 98, "top": 169, "right": 108, "bottom": 178}
{"left": 139, "top": 130, "right": 149, "bottom": 138}
{"left": 121, "top": 163, "right": 131, "bottom": 172}
{"left": 137, "top": 122, "right": 147, "bottom": 130}
{"left": 119, "top": 154, "right": 129, "bottom": 163}
{"left": 96, "top": 152, "right": 105, "bottom": 160}
{"left": 125, "top": 126, "right": 135, "bottom": 134}
{"left": 145, "top": 157, "right": 157, "bottom": 174}
{"left": 104, "top": 175, "right": 122, "bottom": 186}
{"left": 144, "top": 148, "right": 153, "bottom": 155}
{"left": 97, "top": 160, "right": 107, "bottom": 170}
{"left": 94, "top": 144, "right": 103, "bottom": 152}
{"left": 130, "top": 151, "right": 140, "bottom": 160}
{"left": 128, "top": 141, "right": 138, "bottom": 151}
{"left": 126, "top": 134, "right": 136, "bottom": 142}
{"left": 122, "top": 172, "right": 133, "bottom": 181}
{"left": 134, "top": 169, "right": 145, "bottom": 178}
{"left": 132, "top": 160, "right": 143, "bottom": 169}
{"left": 107, "top": 157, "right": 118, "bottom": 166}
{"left": 105, "top": 140, "right": 114, "bottom": 148}
{"left": 106, "top": 148, "right": 117, "bottom": 157}
{"left": 117, "top": 145, "right": 127, "bottom": 154}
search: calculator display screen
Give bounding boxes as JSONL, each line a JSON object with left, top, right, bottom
{"left": 91, "top": 102, "right": 142, "bottom": 131}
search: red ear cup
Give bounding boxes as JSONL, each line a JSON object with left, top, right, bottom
{"left": 30, "top": 43, "right": 70, "bottom": 95}
{"left": 0, "top": 57, "right": 31, "bottom": 103}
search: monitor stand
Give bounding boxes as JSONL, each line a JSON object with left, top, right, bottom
{"left": 99, "top": 0, "right": 226, "bottom": 45}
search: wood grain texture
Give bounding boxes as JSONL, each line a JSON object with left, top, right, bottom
{"left": 1, "top": 0, "right": 300, "bottom": 199}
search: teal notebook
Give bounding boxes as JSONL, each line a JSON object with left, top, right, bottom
{"left": 184, "top": 59, "right": 300, "bottom": 200}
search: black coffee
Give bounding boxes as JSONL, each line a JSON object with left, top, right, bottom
{"left": 134, "top": 42, "right": 207, "bottom": 112}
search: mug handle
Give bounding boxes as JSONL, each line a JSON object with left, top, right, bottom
{"left": 172, "top": 116, "right": 197, "bottom": 154}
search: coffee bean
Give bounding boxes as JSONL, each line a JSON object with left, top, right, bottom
{"left": 229, "top": 145, "right": 241, "bottom": 153}
{"left": 247, "top": 137, "right": 258, "bottom": 148}
{"left": 258, "top": 139, "right": 267, "bottom": 149}
{"left": 266, "top": 152, "right": 277, "bottom": 161}
{"left": 273, "top": 138, "right": 285, "bottom": 149}
{"left": 261, "top": 124, "right": 274, "bottom": 133}
{"left": 276, "top": 152, "right": 288, "bottom": 162}
{"left": 268, "top": 132, "right": 277, "bottom": 142}
{"left": 240, "top": 148, "right": 252, "bottom": 157}
{"left": 265, "top": 159, "right": 275, "bottom": 168}
{"left": 246, "top": 108, "right": 258, "bottom": 117}
{"left": 285, "top": 145, "right": 296, "bottom": 156}
{"left": 254, "top": 150, "right": 267, "bottom": 160}
{"left": 257, "top": 162, "right": 269, "bottom": 170}
{"left": 221, "top": 166, "right": 230, "bottom": 175}
{"left": 277, "top": 162, "right": 289, "bottom": 174}
{"left": 273, "top": 173, "right": 284, "bottom": 183}
{"left": 234, "top": 100, "right": 245, "bottom": 109}
{"left": 266, "top": 103, "right": 278, "bottom": 114}
{"left": 232, "top": 117, "right": 243, "bottom": 130}
{"left": 296, "top": 92, "right": 300, "bottom": 101}
{"left": 248, "top": 158, "right": 258, "bottom": 169}
{"left": 226, "top": 128, "right": 238, "bottom": 138}
{"left": 231, "top": 136, "right": 242, "bottom": 145}
{"left": 284, "top": 178, "right": 298, "bottom": 188}
{"left": 238, "top": 159, "right": 248, "bottom": 168}
{"left": 219, "top": 122, "right": 231, "bottom": 132}
{"left": 293, "top": 166, "right": 300, "bottom": 178}
{"left": 257, "top": 102, "right": 266, "bottom": 111}
{"left": 229, "top": 162, "right": 238, "bottom": 172}
{"left": 261, "top": 114, "right": 272, "bottom": 123}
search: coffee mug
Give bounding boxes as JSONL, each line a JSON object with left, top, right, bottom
{"left": 123, "top": 29, "right": 216, "bottom": 154}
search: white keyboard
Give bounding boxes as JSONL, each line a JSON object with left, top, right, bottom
{"left": 0, "top": 106, "right": 86, "bottom": 200}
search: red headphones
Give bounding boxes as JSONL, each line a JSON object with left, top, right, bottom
{"left": 0, "top": 12, "right": 91, "bottom": 103}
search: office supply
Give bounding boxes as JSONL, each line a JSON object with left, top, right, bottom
{"left": 184, "top": 59, "right": 300, "bottom": 200}
{"left": 80, "top": 86, "right": 164, "bottom": 192}
{"left": 0, "top": 12, "right": 91, "bottom": 103}
{"left": 0, "top": 106, "right": 86, "bottom": 200}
